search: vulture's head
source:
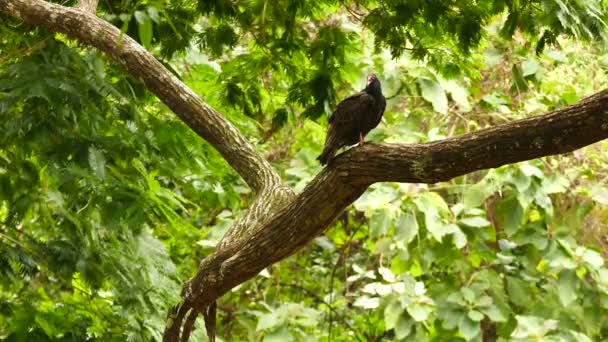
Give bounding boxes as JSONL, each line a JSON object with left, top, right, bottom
{"left": 365, "top": 74, "right": 382, "bottom": 94}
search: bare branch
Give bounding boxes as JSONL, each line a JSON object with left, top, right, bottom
{"left": 0, "top": 0, "right": 281, "bottom": 193}
{"left": 75, "top": 0, "right": 97, "bottom": 14}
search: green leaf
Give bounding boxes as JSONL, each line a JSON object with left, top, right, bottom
{"left": 496, "top": 196, "right": 523, "bottom": 237}
{"left": 394, "top": 315, "right": 414, "bottom": 340}
{"left": 384, "top": 301, "right": 404, "bottom": 330}
{"left": 511, "top": 170, "right": 531, "bottom": 192}
{"left": 396, "top": 211, "right": 418, "bottom": 244}
{"left": 506, "top": 276, "right": 530, "bottom": 307}
{"left": 557, "top": 270, "right": 578, "bottom": 306}
{"left": 370, "top": 208, "right": 392, "bottom": 238}
{"left": 582, "top": 248, "right": 604, "bottom": 268}
{"left": 463, "top": 180, "right": 496, "bottom": 209}
{"left": 448, "top": 224, "right": 468, "bottom": 248}
{"left": 459, "top": 216, "right": 491, "bottom": 228}
{"left": 520, "top": 164, "right": 544, "bottom": 178}
{"left": 442, "top": 80, "right": 471, "bottom": 112}
{"left": 467, "top": 310, "right": 484, "bottom": 322}
{"left": 511, "top": 64, "right": 528, "bottom": 91}
{"left": 406, "top": 302, "right": 433, "bottom": 322}
{"left": 459, "top": 316, "right": 480, "bottom": 340}
{"left": 88, "top": 146, "right": 106, "bottom": 180}
{"left": 545, "top": 50, "right": 566, "bottom": 62}
{"left": 257, "top": 312, "right": 282, "bottom": 331}
{"left": 419, "top": 77, "right": 448, "bottom": 114}
{"left": 264, "top": 327, "right": 294, "bottom": 342}
{"left": 353, "top": 296, "right": 380, "bottom": 309}
{"left": 135, "top": 11, "right": 153, "bottom": 48}
{"left": 511, "top": 315, "right": 557, "bottom": 339}
{"left": 522, "top": 58, "right": 539, "bottom": 76}
{"left": 480, "top": 304, "right": 507, "bottom": 322}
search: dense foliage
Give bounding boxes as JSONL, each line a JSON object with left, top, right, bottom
{"left": 2, "top": 0, "right": 608, "bottom": 340}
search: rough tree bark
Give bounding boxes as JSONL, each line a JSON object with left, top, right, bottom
{"left": 2, "top": 1, "right": 608, "bottom": 341}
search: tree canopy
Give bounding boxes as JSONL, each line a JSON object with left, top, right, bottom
{"left": 2, "top": 0, "right": 608, "bottom": 341}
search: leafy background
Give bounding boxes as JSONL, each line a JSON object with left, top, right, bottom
{"left": 1, "top": 0, "right": 608, "bottom": 340}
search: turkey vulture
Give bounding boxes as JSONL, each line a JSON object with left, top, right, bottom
{"left": 317, "top": 74, "right": 386, "bottom": 165}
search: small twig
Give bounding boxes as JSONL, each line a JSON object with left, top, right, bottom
{"left": 328, "top": 221, "right": 363, "bottom": 342}
{"left": 277, "top": 282, "right": 364, "bottom": 342}
{"left": 76, "top": 0, "right": 98, "bottom": 14}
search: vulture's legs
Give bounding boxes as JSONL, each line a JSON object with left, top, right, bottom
{"left": 359, "top": 132, "right": 364, "bottom": 146}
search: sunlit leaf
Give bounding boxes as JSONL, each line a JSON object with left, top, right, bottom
{"left": 419, "top": 77, "right": 448, "bottom": 114}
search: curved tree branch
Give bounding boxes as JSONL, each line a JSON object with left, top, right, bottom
{"left": 0, "top": 0, "right": 280, "bottom": 193}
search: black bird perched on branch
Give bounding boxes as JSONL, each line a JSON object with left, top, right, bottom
{"left": 317, "top": 74, "right": 386, "bottom": 165}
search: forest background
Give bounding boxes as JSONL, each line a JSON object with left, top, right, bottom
{"left": 2, "top": 0, "right": 608, "bottom": 341}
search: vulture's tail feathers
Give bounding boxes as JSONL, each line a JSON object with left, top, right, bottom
{"left": 317, "top": 146, "right": 338, "bottom": 165}
{"left": 317, "top": 132, "right": 340, "bottom": 165}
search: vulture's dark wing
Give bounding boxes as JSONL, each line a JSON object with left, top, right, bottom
{"left": 317, "top": 92, "right": 376, "bottom": 165}
{"left": 329, "top": 92, "right": 375, "bottom": 125}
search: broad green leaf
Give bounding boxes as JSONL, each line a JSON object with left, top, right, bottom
{"left": 459, "top": 316, "right": 480, "bottom": 340}
{"left": 567, "top": 330, "right": 593, "bottom": 342}
{"left": 522, "top": 58, "right": 539, "bottom": 76}
{"left": 419, "top": 77, "right": 448, "bottom": 114}
{"left": 450, "top": 225, "right": 467, "bottom": 248}
{"left": 467, "top": 310, "right": 484, "bottom": 322}
{"left": 480, "top": 304, "right": 507, "bottom": 322}
{"left": 396, "top": 211, "right": 418, "bottom": 244}
{"left": 353, "top": 296, "right": 380, "bottom": 309}
{"left": 461, "top": 287, "right": 476, "bottom": 303}
{"left": 370, "top": 208, "right": 392, "bottom": 238}
{"left": 511, "top": 64, "right": 528, "bottom": 91}
{"left": 394, "top": 315, "right": 414, "bottom": 340}
{"left": 264, "top": 327, "right": 294, "bottom": 342}
{"left": 442, "top": 79, "right": 471, "bottom": 112}
{"left": 557, "top": 270, "right": 578, "bottom": 306}
{"left": 406, "top": 302, "right": 433, "bottom": 322}
{"left": 520, "top": 164, "right": 544, "bottom": 178}
{"left": 257, "top": 312, "right": 282, "bottom": 331}
{"left": 545, "top": 50, "right": 566, "bottom": 62}
{"left": 463, "top": 181, "right": 496, "bottom": 208}
{"left": 88, "top": 146, "right": 106, "bottom": 180}
{"left": 581, "top": 248, "right": 604, "bottom": 268}
{"left": 511, "top": 316, "right": 557, "bottom": 339}
{"left": 134, "top": 11, "right": 153, "bottom": 48}
{"left": 496, "top": 196, "right": 523, "bottom": 236}
{"left": 384, "top": 301, "right": 404, "bottom": 330}
{"left": 484, "top": 48, "right": 503, "bottom": 66}
{"left": 459, "top": 216, "right": 491, "bottom": 228}
{"left": 506, "top": 277, "right": 530, "bottom": 307}
{"left": 534, "top": 191, "right": 553, "bottom": 217}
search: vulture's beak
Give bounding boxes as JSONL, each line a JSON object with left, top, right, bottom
{"left": 366, "top": 76, "right": 373, "bottom": 86}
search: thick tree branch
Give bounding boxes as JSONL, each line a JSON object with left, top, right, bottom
{"left": 172, "top": 90, "right": 608, "bottom": 340}
{"left": 0, "top": 0, "right": 280, "bottom": 193}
